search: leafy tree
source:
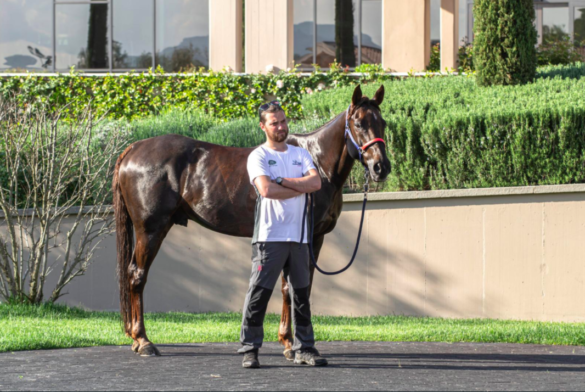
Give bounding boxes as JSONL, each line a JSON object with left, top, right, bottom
{"left": 473, "top": 0, "right": 537, "bottom": 86}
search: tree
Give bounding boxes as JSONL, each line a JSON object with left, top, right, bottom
{"left": 335, "top": 0, "right": 356, "bottom": 68}
{"left": 473, "top": 0, "right": 537, "bottom": 86}
{"left": 0, "top": 98, "right": 127, "bottom": 304}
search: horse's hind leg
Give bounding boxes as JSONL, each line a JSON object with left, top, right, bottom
{"left": 278, "top": 275, "right": 294, "bottom": 359}
{"left": 130, "top": 225, "right": 171, "bottom": 356}
{"left": 278, "top": 235, "right": 325, "bottom": 359}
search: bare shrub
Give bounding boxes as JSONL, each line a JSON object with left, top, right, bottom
{"left": 0, "top": 98, "right": 128, "bottom": 303}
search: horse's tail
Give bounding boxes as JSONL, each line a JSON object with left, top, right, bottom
{"left": 113, "top": 145, "right": 134, "bottom": 336}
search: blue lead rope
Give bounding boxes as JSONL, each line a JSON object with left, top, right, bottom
{"left": 300, "top": 169, "right": 370, "bottom": 276}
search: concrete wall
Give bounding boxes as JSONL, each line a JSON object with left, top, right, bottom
{"left": 5, "top": 184, "right": 585, "bottom": 322}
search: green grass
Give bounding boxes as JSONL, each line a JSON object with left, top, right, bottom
{"left": 2, "top": 303, "right": 585, "bottom": 353}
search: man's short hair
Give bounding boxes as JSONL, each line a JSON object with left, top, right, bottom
{"left": 259, "top": 101, "right": 285, "bottom": 123}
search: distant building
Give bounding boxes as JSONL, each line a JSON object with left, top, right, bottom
{"left": 0, "top": 0, "right": 584, "bottom": 73}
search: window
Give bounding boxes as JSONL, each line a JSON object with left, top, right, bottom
{"left": 293, "top": 0, "right": 381, "bottom": 70}
{"left": 113, "top": 0, "right": 154, "bottom": 69}
{"left": 0, "top": 0, "right": 52, "bottom": 71}
{"left": 294, "top": 0, "right": 315, "bottom": 68}
{"left": 431, "top": 0, "right": 440, "bottom": 48}
{"left": 1, "top": 0, "right": 209, "bottom": 72}
{"left": 56, "top": 2, "right": 110, "bottom": 70}
{"left": 360, "top": 0, "right": 382, "bottom": 65}
{"left": 156, "top": 0, "right": 209, "bottom": 72}
{"left": 575, "top": 6, "right": 585, "bottom": 59}
{"left": 542, "top": 5, "right": 570, "bottom": 43}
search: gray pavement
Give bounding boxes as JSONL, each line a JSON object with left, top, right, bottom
{"left": 1, "top": 341, "right": 585, "bottom": 391}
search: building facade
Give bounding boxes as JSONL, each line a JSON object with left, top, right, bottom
{"left": 1, "top": 0, "right": 584, "bottom": 73}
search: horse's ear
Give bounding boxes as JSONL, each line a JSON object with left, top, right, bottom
{"left": 373, "top": 85, "right": 385, "bottom": 105}
{"left": 352, "top": 85, "right": 363, "bottom": 106}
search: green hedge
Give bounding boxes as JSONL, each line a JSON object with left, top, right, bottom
{"left": 302, "top": 63, "right": 585, "bottom": 191}
{"left": 0, "top": 65, "right": 390, "bottom": 122}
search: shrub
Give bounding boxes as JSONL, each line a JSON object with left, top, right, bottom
{"left": 537, "top": 33, "right": 583, "bottom": 66}
{"left": 427, "top": 42, "right": 474, "bottom": 73}
{"left": 428, "top": 43, "right": 441, "bottom": 72}
{"left": 0, "top": 66, "right": 376, "bottom": 123}
{"left": 0, "top": 98, "right": 127, "bottom": 304}
{"left": 458, "top": 41, "right": 474, "bottom": 72}
{"left": 473, "top": 0, "right": 537, "bottom": 86}
{"left": 302, "top": 63, "right": 585, "bottom": 191}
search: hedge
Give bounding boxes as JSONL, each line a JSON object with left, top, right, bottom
{"left": 0, "top": 64, "right": 389, "bottom": 122}
{"left": 302, "top": 63, "right": 585, "bottom": 191}
{"left": 4, "top": 63, "right": 585, "bottom": 194}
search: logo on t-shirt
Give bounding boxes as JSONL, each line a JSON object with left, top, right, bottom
{"left": 292, "top": 160, "right": 302, "bottom": 166}
{"left": 268, "top": 160, "right": 277, "bottom": 166}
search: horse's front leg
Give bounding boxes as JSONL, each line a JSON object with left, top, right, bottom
{"left": 278, "top": 235, "right": 325, "bottom": 360}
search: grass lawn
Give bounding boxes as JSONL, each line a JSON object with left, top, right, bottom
{"left": 1, "top": 303, "right": 585, "bottom": 353}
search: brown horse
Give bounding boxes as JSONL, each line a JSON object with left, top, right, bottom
{"left": 113, "top": 85, "right": 391, "bottom": 356}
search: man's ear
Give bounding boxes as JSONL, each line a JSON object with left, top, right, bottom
{"left": 373, "top": 85, "right": 385, "bottom": 106}
{"left": 352, "top": 84, "right": 363, "bottom": 106}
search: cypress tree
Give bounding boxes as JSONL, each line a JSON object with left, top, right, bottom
{"left": 474, "top": 0, "right": 537, "bottom": 86}
{"left": 335, "top": 0, "right": 356, "bottom": 68}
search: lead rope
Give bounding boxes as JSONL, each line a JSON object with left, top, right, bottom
{"left": 301, "top": 168, "right": 370, "bottom": 275}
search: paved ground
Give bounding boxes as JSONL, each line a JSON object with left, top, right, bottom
{"left": 2, "top": 342, "right": 585, "bottom": 391}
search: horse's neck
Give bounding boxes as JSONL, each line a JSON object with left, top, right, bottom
{"left": 312, "top": 112, "right": 355, "bottom": 190}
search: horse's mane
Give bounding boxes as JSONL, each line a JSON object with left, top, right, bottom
{"left": 291, "top": 95, "right": 380, "bottom": 138}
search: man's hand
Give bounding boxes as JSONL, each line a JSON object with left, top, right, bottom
{"left": 280, "top": 169, "right": 321, "bottom": 193}
{"left": 254, "top": 176, "right": 302, "bottom": 200}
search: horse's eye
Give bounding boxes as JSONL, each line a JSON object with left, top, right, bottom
{"left": 354, "top": 121, "right": 362, "bottom": 129}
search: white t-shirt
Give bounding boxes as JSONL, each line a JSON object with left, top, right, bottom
{"left": 247, "top": 144, "right": 317, "bottom": 244}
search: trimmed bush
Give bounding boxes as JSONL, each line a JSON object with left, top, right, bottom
{"left": 302, "top": 63, "right": 585, "bottom": 191}
{"left": 0, "top": 66, "right": 390, "bottom": 122}
{"left": 474, "top": 0, "right": 537, "bottom": 86}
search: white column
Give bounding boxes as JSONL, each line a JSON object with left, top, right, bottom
{"left": 245, "top": 0, "right": 294, "bottom": 73}
{"left": 209, "top": 0, "right": 243, "bottom": 72}
{"left": 440, "top": 0, "right": 459, "bottom": 70}
{"left": 382, "top": 0, "right": 431, "bottom": 72}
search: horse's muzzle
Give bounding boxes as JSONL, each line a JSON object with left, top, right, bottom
{"left": 369, "top": 158, "right": 391, "bottom": 182}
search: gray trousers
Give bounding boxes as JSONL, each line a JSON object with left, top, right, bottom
{"left": 239, "top": 242, "right": 315, "bottom": 353}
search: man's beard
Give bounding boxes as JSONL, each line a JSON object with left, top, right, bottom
{"left": 268, "top": 129, "right": 288, "bottom": 143}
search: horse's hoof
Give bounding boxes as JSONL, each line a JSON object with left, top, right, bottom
{"left": 131, "top": 341, "right": 140, "bottom": 353}
{"left": 283, "top": 349, "right": 295, "bottom": 361}
{"left": 138, "top": 343, "right": 161, "bottom": 357}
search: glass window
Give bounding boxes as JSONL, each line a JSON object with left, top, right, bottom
{"left": 113, "top": 0, "right": 154, "bottom": 69}
{"left": 56, "top": 3, "right": 110, "bottom": 70}
{"left": 294, "top": 0, "right": 314, "bottom": 69}
{"left": 430, "top": 0, "right": 440, "bottom": 48}
{"left": 575, "top": 7, "right": 585, "bottom": 61}
{"left": 156, "top": 0, "right": 209, "bottom": 72}
{"left": 459, "top": 0, "right": 469, "bottom": 44}
{"left": 316, "top": 0, "right": 358, "bottom": 68}
{"left": 0, "top": 0, "right": 52, "bottom": 71}
{"left": 360, "top": 0, "right": 381, "bottom": 64}
{"left": 542, "top": 6, "right": 570, "bottom": 44}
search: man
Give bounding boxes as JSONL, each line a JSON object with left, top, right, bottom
{"left": 238, "top": 101, "right": 327, "bottom": 369}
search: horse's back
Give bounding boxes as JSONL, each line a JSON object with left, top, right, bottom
{"left": 118, "top": 134, "right": 258, "bottom": 236}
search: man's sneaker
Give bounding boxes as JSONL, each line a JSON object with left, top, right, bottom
{"left": 294, "top": 347, "right": 328, "bottom": 366}
{"left": 242, "top": 349, "right": 260, "bottom": 368}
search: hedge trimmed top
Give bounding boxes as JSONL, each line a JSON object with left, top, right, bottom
{"left": 0, "top": 64, "right": 390, "bottom": 121}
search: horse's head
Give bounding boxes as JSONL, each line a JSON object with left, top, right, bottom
{"left": 345, "top": 85, "right": 391, "bottom": 182}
